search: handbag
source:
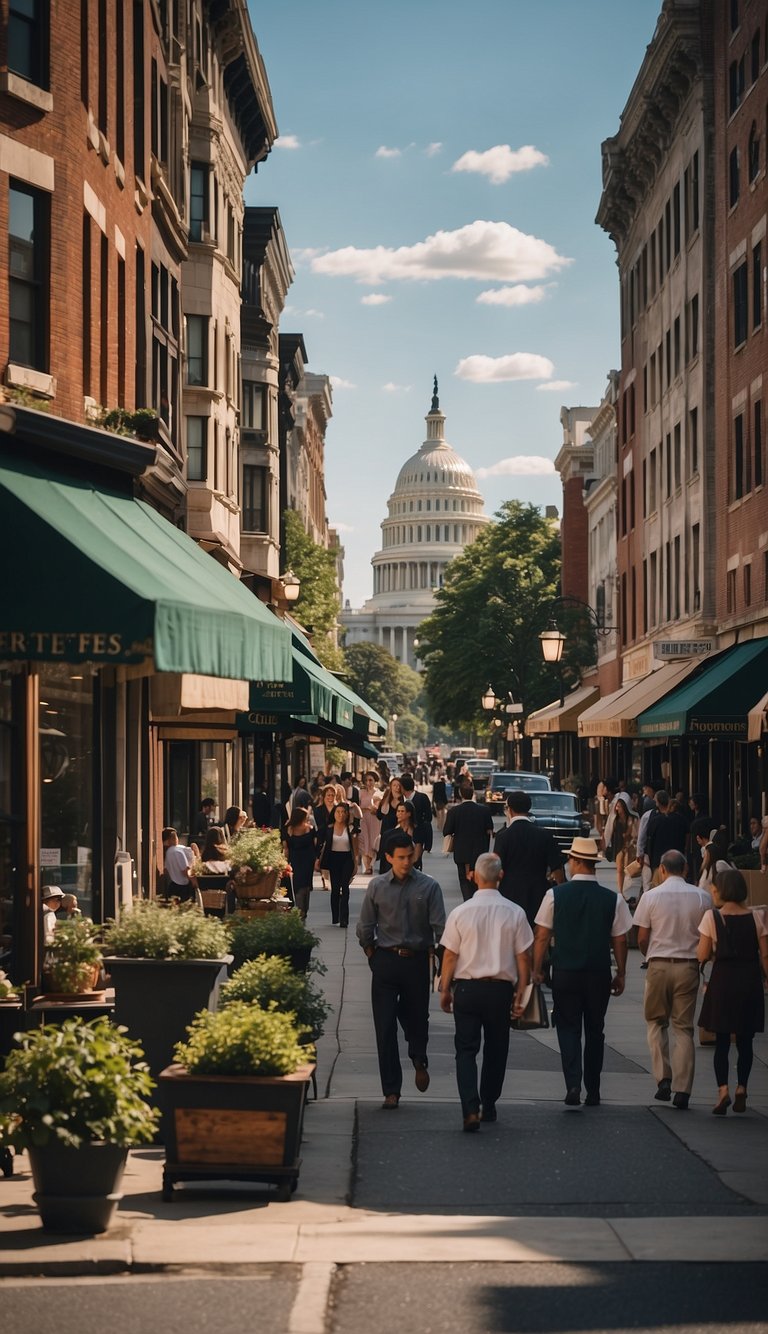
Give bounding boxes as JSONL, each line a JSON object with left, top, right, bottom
{"left": 510, "top": 982, "right": 550, "bottom": 1030}
{"left": 442, "top": 833, "right": 454, "bottom": 854}
{"left": 625, "top": 858, "right": 642, "bottom": 879}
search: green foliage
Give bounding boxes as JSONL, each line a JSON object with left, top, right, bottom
{"left": 227, "top": 828, "right": 288, "bottom": 874}
{"left": 2, "top": 385, "right": 52, "bottom": 412}
{"left": 324, "top": 745, "right": 346, "bottom": 772}
{"left": 174, "top": 1002, "right": 310, "bottom": 1077}
{"left": 418, "top": 501, "right": 591, "bottom": 730}
{"left": 394, "top": 710, "right": 428, "bottom": 751}
{"left": 0, "top": 1017, "right": 159, "bottom": 1149}
{"left": 100, "top": 406, "right": 160, "bottom": 440}
{"left": 344, "top": 642, "right": 418, "bottom": 718}
{"left": 0, "top": 970, "right": 20, "bottom": 1001}
{"left": 227, "top": 908, "right": 320, "bottom": 971}
{"left": 283, "top": 510, "right": 343, "bottom": 669}
{"left": 221, "top": 956, "right": 330, "bottom": 1037}
{"left": 104, "top": 900, "right": 229, "bottom": 960}
{"left": 45, "top": 918, "right": 103, "bottom": 994}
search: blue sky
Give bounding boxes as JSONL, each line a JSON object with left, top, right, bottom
{"left": 245, "top": 0, "right": 661, "bottom": 606}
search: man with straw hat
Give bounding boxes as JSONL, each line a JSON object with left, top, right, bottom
{"left": 532, "top": 837, "right": 632, "bottom": 1108}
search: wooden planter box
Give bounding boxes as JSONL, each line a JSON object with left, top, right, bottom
{"left": 158, "top": 1061, "right": 315, "bottom": 1201}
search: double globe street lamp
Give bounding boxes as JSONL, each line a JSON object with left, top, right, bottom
{"left": 481, "top": 685, "right": 524, "bottom": 767}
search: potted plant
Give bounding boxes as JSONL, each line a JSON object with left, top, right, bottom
{"left": 228, "top": 828, "right": 289, "bottom": 906}
{"left": 0, "top": 969, "right": 20, "bottom": 1002}
{"left": 103, "top": 901, "right": 232, "bottom": 1085}
{"left": 0, "top": 1016, "right": 159, "bottom": 1232}
{"left": 159, "top": 1003, "right": 314, "bottom": 1201}
{"left": 227, "top": 907, "right": 321, "bottom": 973}
{"left": 43, "top": 917, "right": 103, "bottom": 997}
{"left": 221, "top": 956, "right": 330, "bottom": 1040}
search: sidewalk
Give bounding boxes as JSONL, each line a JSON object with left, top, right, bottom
{"left": 1, "top": 845, "right": 767, "bottom": 1274}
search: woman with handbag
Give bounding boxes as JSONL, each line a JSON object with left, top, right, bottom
{"left": 283, "top": 807, "right": 317, "bottom": 922}
{"left": 697, "top": 868, "right": 768, "bottom": 1115}
{"left": 316, "top": 803, "right": 359, "bottom": 928}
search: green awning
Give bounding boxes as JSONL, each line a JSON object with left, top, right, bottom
{"left": 0, "top": 452, "right": 291, "bottom": 681}
{"left": 637, "top": 640, "right": 768, "bottom": 739}
{"left": 243, "top": 630, "right": 386, "bottom": 743}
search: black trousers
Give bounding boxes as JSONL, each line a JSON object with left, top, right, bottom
{"left": 453, "top": 979, "right": 514, "bottom": 1117}
{"left": 327, "top": 852, "right": 354, "bottom": 926}
{"left": 371, "top": 950, "right": 430, "bottom": 1096}
{"left": 454, "top": 858, "right": 476, "bottom": 901}
{"left": 551, "top": 967, "right": 612, "bottom": 1095}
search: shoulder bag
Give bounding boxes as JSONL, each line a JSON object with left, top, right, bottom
{"left": 510, "top": 982, "right": 550, "bottom": 1030}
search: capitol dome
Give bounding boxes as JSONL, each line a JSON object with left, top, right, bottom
{"left": 340, "top": 379, "right": 488, "bottom": 669}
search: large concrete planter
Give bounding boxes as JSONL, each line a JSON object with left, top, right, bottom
{"left": 158, "top": 1061, "right": 315, "bottom": 1201}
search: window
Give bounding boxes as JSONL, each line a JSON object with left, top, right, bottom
{"left": 98, "top": 0, "right": 107, "bottom": 133}
{"left": 8, "top": 0, "right": 48, "bottom": 87}
{"left": 730, "top": 0, "right": 739, "bottom": 31}
{"left": 734, "top": 412, "right": 746, "bottom": 498}
{"left": 755, "top": 400, "right": 763, "bottom": 487}
{"left": 744, "top": 563, "right": 752, "bottom": 606}
{"left": 242, "top": 381, "right": 265, "bottom": 431}
{"left": 115, "top": 0, "right": 125, "bottom": 161}
{"left": 187, "top": 417, "right": 207, "bottom": 481}
{"left": 242, "top": 465, "right": 267, "bottom": 531}
{"left": 692, "top": 525, "right": 700, "bottom": 611}
{"left": 727, "top": 569, "right": 737, "bottom": 614}
{"left": 673, "top": 182, "right": 681, "bottom": 256}
{"left": 689, "top": 406, "right": 699, "bottom": 474}
{"left": 8, "top": 181, "right": 49, "bottom": 371}
{"left": 729, "top": 56, "right": 745, "bottom": 114}
{"left": 753, "top": 241, "right": 762, "bottom": 329}
{"left": 751, "top": 29, "right": 761, "bottom": 83}
{"left": 748, "top": 122, "right": 760, "bottom": 182}
{"left": 733, "top": 262, "right": 749, "bottom": 346}
{"left": 684, "top": 154, "right": 700, "bottom": 241}
{"left": 649, "top": 447, "right": 657, "bottom": 511}
{"left": 687, "top": 293, "right": 699, "bottom": 361}
{"left": 673, "top": 315, "right": 681, "bottom": 378}
{"left": 190, "top": 163, "right": 208, "bottom": 242}
{"left": 133, "top": 1, "right": 145, "bottom": 180}
{"left": 674, "top": 536, "right": 681, "bottom": 620}
{"left": 186, "top": 315, "right": 207, "bottom": 385}
{"left": 650, "top": 551, "right": 658, "bottom": 626}
{"left": 674, "top": 422, "right": 681, "bottom": 490}
{"left": 729, "top": 146, "right": 740, "bottom": 207}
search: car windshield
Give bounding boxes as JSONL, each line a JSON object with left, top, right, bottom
{"left": 490, "top": 773, "right": 550, "bottom": 791}
{"left": 529, "top": 793, "right": 579, "bottom": 812}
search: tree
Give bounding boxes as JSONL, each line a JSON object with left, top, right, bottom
{"left": 343, "top": 642, "right": 410, "bottom": 718}
{"left": 417, "top": 501, "right": 593, "bottom": 732}
{"left": 283, "top": 510, "right": 344, "bottom": 670}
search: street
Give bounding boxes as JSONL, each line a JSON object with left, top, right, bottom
{"left": 1, "top": 835, "right": 766, "bottom": 1331}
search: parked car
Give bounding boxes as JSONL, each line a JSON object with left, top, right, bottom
{"left": 465, "top": 758, "right": 499, "bottom": 796}
{"left": 528, "top": 791, "right": 591, "bottom": 862}
{"left": 485, "top": 771, "right": 552, "bottom": 807}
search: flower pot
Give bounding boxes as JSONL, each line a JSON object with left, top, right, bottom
{"left": 42, "top": 961, "right": 102, "bottom": 997}
{"left": 28, "top": 1142, "right": 128, "bottom": 1233}
{"left": 158, "top": 1061, "right": 315, "bottom": 1201}
{"left": 233, "top": 868, "right": 279, "bottom": 902}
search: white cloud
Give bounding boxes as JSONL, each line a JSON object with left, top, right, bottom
{"left": 303, "top": 308, "right": 325, "bottom": 319}
{"left": 290, "top": 247, "right": 324, "bottom": 264}
{"left": 425, "top": 142, "right": 443, "bottom": 157}
{"left": 329, "top": 520, "right": 355, "bottom": 533}
{"left": 451, "top": 144, "right": 549, "bottom": 185}
{"left": 476, "top": 456, "right": 556, "bottom": 478}
{"left": 477, "top": 284, "right": 550, "bottom": 307}
{"left": 382, "top": 382, "right": 412, "bottom": 393}
{"left": 375, "top": 145, "right": 402, "bottom": 158}
{"left": 454, "top": 353, "right": 555, "bottom": 383}
{"left": 361, "top": 293, "right": 392, "bottom": 306}
{"left": 536, "top": 379, "right": 577, "bottom": 392}
{"left": 330, "top": 376, "right": 356, "bottom": 390}
{"left": 311, "top": 220, "right": 570, "bottom": 286}
{"left": 276, "top": 134, "right": 301, "bottom": 150}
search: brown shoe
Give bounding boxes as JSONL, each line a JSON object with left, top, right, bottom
{"left": 382, "top": 1094, "right": 400, "bottom": 1109}
{"left": 414, "top": 1062, "right": 430, "bottom": 1093}
{"left": 463, "top": 1113, "right": 481, "bottom": 1133}
{"left": 733, "top": 1089, "right": 747, "bottom": 1113}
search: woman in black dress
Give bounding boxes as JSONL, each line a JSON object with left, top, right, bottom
{"left": 283, "top": 808, "right": 317, "bottom": 921}
{"left": 375, "top": 777, "right": 404, "bottom": 873}
{"left": 697, "top": 868, "right": 768, "bottom": 1114}
{"left": 384, "top": 800, "right": 430, "bottom": 870}
{"left": 316, "top": 803, "right": 358, "bottom": 928}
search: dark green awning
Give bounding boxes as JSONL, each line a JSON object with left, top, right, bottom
{"left": 637, "top": 640, "right": 768, "bottom": 739}
{"left": 0, "top": 452, "right": 291, "bottom": 681}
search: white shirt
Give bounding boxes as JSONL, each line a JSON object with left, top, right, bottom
{"left": 632, "top": 876, "right": 712, "bottom": 958}
{"left": 441, "top": 888, "right": 533, "bottom": 983}
{"left": 699, "top": 907, "right": 768, "bottom": 942}
{"left": 165, "top": 843, "right": 194, "bottom": 886}
{"left": 535, "top": 875, "right": 634, "bottom": 936}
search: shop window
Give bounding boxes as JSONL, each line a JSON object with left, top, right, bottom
{"left": 38, "top": 665, "right": 95, "bottom": 918}
{"left": 9, "top": 181, "right": 50, "bottom": 372}
{"left": 8, "top": 0, "right": 49, "bottom": 88}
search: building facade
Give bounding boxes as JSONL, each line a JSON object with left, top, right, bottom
{"left": 584, "top": 372, "right": 621, "bottom": 698}
{"left": 341, "top": 382, "right": 489, "bottom": 670}
{"left": 555, "top": 405, "right": 598, "bottom": 607}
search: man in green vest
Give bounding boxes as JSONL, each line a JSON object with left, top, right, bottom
{"left": 532, "top": 837, "right": 632, "bottom": 1107}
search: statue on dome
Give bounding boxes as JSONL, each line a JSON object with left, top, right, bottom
{"left": 430, "top": 375, "right": 439, "bottom": 413}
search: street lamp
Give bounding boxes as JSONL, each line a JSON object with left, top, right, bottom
{"left": 390, "top": 713, "right": 398, "bottom": 745}
{"left": 281, "top": 570, "right": 301, "bottom": 604}
{"left": 481, "top": 684, "right": 497, "bottom": 711}
{"left": 538, "top": 622, "right": 566, "bottom": 664}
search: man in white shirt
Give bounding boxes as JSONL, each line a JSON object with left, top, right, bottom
{"left": 439, "top": 852, "right": 532, "bottom": 1132}
{"left": 162, "top": 826, "right": 195, "bottom": 902}
{"left": 633, "top": 848, "right": 711, "bottom": 1110}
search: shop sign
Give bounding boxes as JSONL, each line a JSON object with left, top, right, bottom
{"left": 40, "top": 848, "right": 61, "bottom": 866}
{"left": 0, "top": 630, "right": 151, "bottom": 663}
{"left": 249, "top": 676, "right": 311, "bottom": 714}
{"left": 237, "top": 712, "right": 280, "bottom": 732}
{"left": 653, "top": 640, "right": 714, "bottom": 659}
{"left": 689, "top": 716, "right": 746, "bottom": 737}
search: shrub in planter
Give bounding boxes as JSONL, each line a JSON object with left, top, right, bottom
{"left": 221, "top": 956, "right": 330, "bottom": 1039}
{"left": 227, "top": 907, "right": 321, "bottom": 973}
{"left": 0, "top": 1017, "right": 159, "bottom": 1232}
{"left": 228, "top": 828, "right": 290, "bottom": 903}
{"left": 174, "top": 1001, "right": 311, "bottom": 1076}
{"left": 44, "top": 917, "right": 103, "bottom": 995}
{"left": 104, "top": 900, "right": 228, "bottom": 960}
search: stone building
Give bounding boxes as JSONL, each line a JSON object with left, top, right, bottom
{"left": 555, "top": 405, "right": 599, "bottom": 607}
{"left": 341, "top": 381, "right": 489, "bottom": 669}
{"left": 289, "top": 372, "right": 334, "bottom": 549}
{"left": 584, "top": 372, "right": 621, "bottom": 697}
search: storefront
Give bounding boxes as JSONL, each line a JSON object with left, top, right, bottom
{"left": 524, "top": 685, "right": 599, "bottom": 788}
{"left": 0, "top": 412, "right": 291, "bottom": 987}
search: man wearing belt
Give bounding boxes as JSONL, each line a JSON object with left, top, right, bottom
{"left": 439, "top": 852, "right": 533, "bottom": 1132}
{"left": 356, "top": 831, "right": 446, "bottom": 1109}
{"left": 633, "top": 847, "right": 711, "bottom": 1109}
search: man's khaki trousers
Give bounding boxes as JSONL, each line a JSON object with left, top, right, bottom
{"left": 643, "top": 958, "right": 701, "bottom": 1094}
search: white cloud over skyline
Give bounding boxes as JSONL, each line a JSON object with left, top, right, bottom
{"left": 311, "top": 220, "right": 570, "bottom": 286}
{"left": 476, "top": 455, "right": 556, "bottom": 478}
{"left": 329, "top": 520, "right": 355, "bottom": 533}
{"left": 330, "top": 376, "right": 357, "bottom": 390}
{"left": 477, "top": 284, "right": 550, "bottom": 307}
{"left": 425, "top": 142, "right": 443, "bottom": 156}
{"left": 536, "top": 379, "right": 577, "bottom": 392}
{"left": 454, "top": 352, "right": 555, "bottom": 383}
{"left": 275, "top": 133, "right": 301, "bottom": 150}
{"left": 451, "top": 143, "right": 549, "bottom": 185}
{"left": 382, "top": 382, "right": 412, "bottom": 393}
{"left": 361, "top": 293, "right": 392, "bottom": 306}
{"left": 375, "top": 145, "right": 402, "bottom": 158}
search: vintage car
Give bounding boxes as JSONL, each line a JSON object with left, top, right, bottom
{"left": 527, "top": 790, "right": 592, "bottom": 862}
{"left": 484, "top": 770, "right": 552, "bottom": 806}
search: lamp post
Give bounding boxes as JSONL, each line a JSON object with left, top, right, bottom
{"left": 281, "top": 570, "right": 300, "bottom": 605}
{"left": 480, "top": 686, "right": 522, "bottom": 766}
{"left": 390, "top": 713, "right": 398, "bottom": 747}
